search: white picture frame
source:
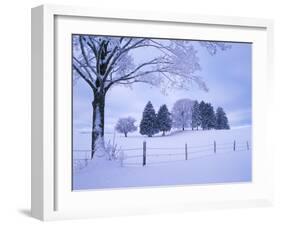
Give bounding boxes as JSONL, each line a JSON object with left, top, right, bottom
{"left": 31, "top": 4, "right": 274, "bottom": 221}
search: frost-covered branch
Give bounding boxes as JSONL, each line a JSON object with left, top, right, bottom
{"left": 73, "top": 64, "right": 96, "bottom": 90}
{"left": 73, "top": 35, "right": 230, "bottom": 94}
{"left": 199, "top": 41, "right": 231, "bottom": 55}
{"left": 79, "top": 36, "right": 97, "bottom": 76}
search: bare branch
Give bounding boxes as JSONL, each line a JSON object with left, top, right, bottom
{"left": 73, "top": 64, "right": 96, "bottom": 91}
{"left": 104, "top": 38, "right": 149, "bottom": 77}
{"left": 73, "top": 57, "right": 95, "bottom": 83}
{"left": 78, "top": 36, "right": 97, "bottom": 77}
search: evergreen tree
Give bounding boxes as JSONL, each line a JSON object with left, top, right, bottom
{"left": 215, "top": 107, "right": 230, "bottom": 129}
{"left": 157, "top": 104, "right": 172, "bottom": 136}
{"left": 191, "top": 100, "right": 200, "bottom": 130}
{"left": 140, "top": 101, "right": 158, "bottom": 137}
{"left": 199, "top": 101, "right": 207, "bottom": 130}
{"left": 199, "top": 101, "right": 216, "bottom": 130}
{"left": 205, "top": 103, "right": 216, "bottom": 130}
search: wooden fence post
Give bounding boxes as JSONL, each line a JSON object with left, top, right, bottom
{"left": 185, "top": 143, "right": 188, "bottom": 160}
{"left": 143, "top": 141, "right": 146, "bottom": 166}
{"left": 119, "top": 150, "right": 124, "bottom": 167}
{"left": 214, "top": 141, "right": 216, "bottom": 154}
{"left": 233, "top": 140, "right": 236, "bottom": 151}
{"left": 246, "top": 141, "right": 249, "bottom": 150}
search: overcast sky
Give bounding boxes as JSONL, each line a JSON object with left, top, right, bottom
{"left": 73, "top": 39, "right": 252, "bottom": 132}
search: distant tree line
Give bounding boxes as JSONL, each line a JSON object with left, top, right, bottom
{"left": 115, "top": 99, "right": 230, "bottom": 137}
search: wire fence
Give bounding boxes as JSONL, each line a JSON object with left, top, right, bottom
{"left": 73, "top": 140, "right": 251, "bottom": 169}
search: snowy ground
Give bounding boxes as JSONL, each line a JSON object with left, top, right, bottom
{"left": 73, "top": 126, "right": 252, "bottom": 190}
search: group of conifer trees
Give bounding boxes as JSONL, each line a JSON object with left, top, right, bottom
{"left": 191, "top": 100, "right": 230, "bottom": 131}
{"left": 139, "top": 100, "right": 230, "bottom": 137}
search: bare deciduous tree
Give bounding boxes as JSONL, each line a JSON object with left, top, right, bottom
{"left": 172, "top": 98, "right": 194, "bottom": 130}
{"left": 115, "top": 117, "right": 137, "bottom": 137}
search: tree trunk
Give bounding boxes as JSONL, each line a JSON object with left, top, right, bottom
{"left": 125, "top": 132, "right": 127, "bottom": 137}
{"left": 182, "top": 126, "right": 185, "bottom": 131}
{"left": 91, "top": 92, "right": 105, "bottom": 159}
{"left": 162, "top": 131, "right": 165, "bottom": 136}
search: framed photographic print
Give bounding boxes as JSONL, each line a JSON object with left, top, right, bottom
{"left": 31, "top": 4, "right": 274, "bottom": 221}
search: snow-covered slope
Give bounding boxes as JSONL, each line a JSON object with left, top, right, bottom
{"left": 73, "top": 126, "right": 252, "bottom": 190}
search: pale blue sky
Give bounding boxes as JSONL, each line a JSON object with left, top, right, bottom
{"left": 73, "top": 38, "right": 252, "bottom": 132}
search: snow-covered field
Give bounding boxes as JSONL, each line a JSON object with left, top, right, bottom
{"left": 73, "top": 126, "right": 252, "bottom": 190}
